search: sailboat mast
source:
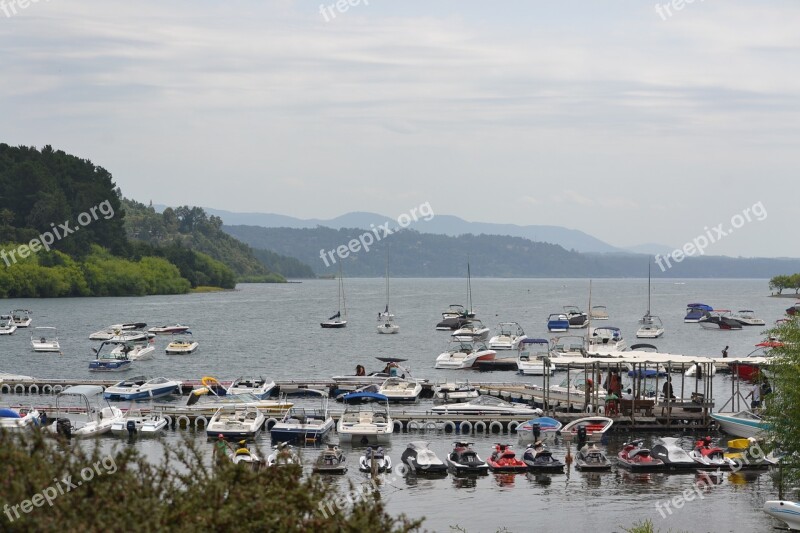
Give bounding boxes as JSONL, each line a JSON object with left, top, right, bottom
{"left": 647, "top": 259, "right": 652, "bottom": 316}
{"left": 587, "top": 279, "right": 593, "bottom": 342}
{"left": 467, "top": 261, "right": 473, "bottom": 315}
{"left": 340, "top": 265, "right": 346, "bottom": 318}
{"left": 385, "top": 252, "right": 390, "bottom": 313}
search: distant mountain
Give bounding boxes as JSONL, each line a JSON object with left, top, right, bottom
{"left": 622, "top": 243, "right": 676, "bottom": 256}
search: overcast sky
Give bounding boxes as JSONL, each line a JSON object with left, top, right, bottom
{"left": 1, "top": 1, "right": 798, "bottom": 257}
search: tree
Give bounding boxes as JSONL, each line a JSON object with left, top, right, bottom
{"left": 770, "top": 275, "right": 791, "bottom": 295}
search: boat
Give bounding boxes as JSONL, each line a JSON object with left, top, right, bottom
{"left": 110, "top": 341, "right": 156, "bottom": 361}
{"left": 401, "top": 441, "right": 448, "bottom": 475}
{"left": 684, "top": 303, "right": 713, "bottom": 323}
{"left": 337, "top": 392, "right": 393, "bottom": 445}
{"left": 147, "top": 324, "right": 191, "bottom": 335}
{"left": 547, "top": 371, "right": 608, "bottom": 411}
{"left": 228, "top": 376, "right": 276, "bottom": 399}
{"left": 786, "top": 302, "right": 800, "bottom": 316}
{"left": 168, "top": 382, "right": 293, "bottom": 416}
{"left": 685, "top": 362, "right": 716, "bottom": 377}
{"left": 435, "top": 339, "right": 496, "bottom": 370}
{"left": 47, "top": 385, "right": 124, "bottom": 438}
{"left": 547, "top": 313, "right": 570, "bottom": 333}
{"left": 270, "top": 390, "right": 334, "bottom": 443}
{"left": 698, "top": 310, "right": 743, "bottom": 330}
{"left": 763, "top": 501, "right": 800, "bottom": 531}
{"left": 94, "top": 330, "right": 154, "bottom": 343}
{"left": 522, "top": 441, "right": 565, "bottom": 473}
{"left": 103, "top": 376, "right": 182, "bottom": 401}
{"left": 451, "top": 319, "right": 490, "bottom": 342}
{"left": 563, "top": 305, "right": 589, "bottom": 329}
{"left": 378, "top": 377, "right": 422, "bottom": 403}
{"left": 0, "top": 314, "right": 17, "bottom": 335}
{"left": 312, "top": 444, "right": 348, "bottom": 474}
{"left": 688, "top": 436, "right": 738, "bottom": 470}
{"left": 359, "top": 446, "right": 392, "bottom": 473}
{"left": 89, "top": 341, "right": 133, "bottom": 372}
{"left": 724, "top": 437, "right": 775, "bottom": 469}
{"left": 432, "top": 381, "right": 479, "bottom": 403}
{"left": 575, "top": 444, "right": 612, "bottom": 472}
{"left": 559, "top": 416, "right": 614, "bottom": 442}
{"left": 731, "top": 310, "right": 766, "bottom": 326}
{"left": 616, "top": 439, "right": 664, "bottom": 472}
{"left": 710, "top": 410, "right": 770, "bottom": 439}
{"left": 165, "top": 334, "right": 199, "bottom": 354}
{"left": 516, "top": 338, "right": 553, "bottom": 376}
{"left": 377, "top": 255, "right": 399, "bottom": 334}
{"left": 205, "top": 405, "right": 266, "bottom": 440}
{"left": 636, "top": 315, "right": 664, "bottom": 339}
{"left": 109, "top": 409, "right": 168, "bottom": 437}
{"left": 650, "top": 437, "right": 699, "bottom": 471}
{"left": 268, "top": 442, "right": 300, "bottom": 466}
{"left": 436, "top": 305, "right": 471, "bottom": 331}
{"left": 488, "top": 322, "right": 527, "bottom": 350}
{"left": 0, "top": 406, "right": 42, "bottom": 431}
{"left": 431, "top": 395, "right": 542, "bottom": 416}
{"left": 227, "top": 442, "right": 266, "bottom": 471}
{"left": 486, "top": 444, "right": 527, "bottom": 473}
{"left": 587, "top": 326, "right": 627, "bottom": 355}
{"left": 550, "top": 335, "right": 588, "bottom": 358}
{"left": 728, "top": 341, "right": 778, "bottom": 381}
{"left": 321, "top": 266, "right": 347, "bottom": 328}
{"left": 89, "top": 323, "right": 148, "bottom": 340}
{"left": 445, "top": 441, "right": 489, "bottom": 475}
{"left": 590, "top": 305, "right": 609, "bottom": 320}
{"left": 516, "top": 417, "right": 562, "bottom": 441}
{"left": 30, "top": 326, "right": 60, "bottom": 352}
{"left": 10, "top": 309, "right": 32, "bottom": 328}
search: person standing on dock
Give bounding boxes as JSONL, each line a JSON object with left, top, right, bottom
{"left": 662, "top": 376, "right": 675, "bottom": 400}
{"left": 584, "top": 376, "right": 594, "bottom": 412}
{"left": 747, "top": 382, "right": 761, "bottom": 409}
{"left": 722, "top": 346, "right": 729, "bottom": 358}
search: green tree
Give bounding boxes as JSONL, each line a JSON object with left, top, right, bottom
{"left": 770, "top": 275, "right": 792, "bottom": 295}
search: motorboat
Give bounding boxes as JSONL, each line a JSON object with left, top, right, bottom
{"left": 435, "top": 339, "right": 496, "bottom": 370}
{"left": 228, "top": 376, "right": 276, "bottom": 399}
{"left": 148, "top": 324, "right": 191, "bottom": 335}
{"left": 0, "top": 315, "right": 17, "bottom": 335}
{"left": 312, "top": 444, "right": 348, "bottom": 474}
{"left": 587, "top": 326, "right": 627, "bottom": 355}
{"left": 698, "top": 310, "right": 742, "bottom": 330}
{"left": 110, "top": 341, "right": 156, "bottom": 361}
{"left": 103, "top": 376, "right": 182, "bottom": 401}
{"left": 522, "top": 441, "right": 565, "bottom": 473}
{"left": 228, "top": 443, "right": 265, "bottom": 471}
{"left": 549, "top": 335, "right": 587, "bottom": 358}
{"left": 636, "top": 315, "right": 665, "bottom": 339}
{"left": 563, "top": 305, "right": 588, "bottom": 329}
{"left": 445, "top": 441, "right": 489, "bottom": 475}
{"left": 359, "top": 446, "right": 392, "bottom": 473}
{"left": 0, "top": 406, "right": 42, "bottom": 431}
{"left": 516, "top": 417, "right": 562, "bottom": 441}
{"left": 451, "top": 319, "right": 490, "bottom": 342}
{"left": 205, "top": 405, "right": 266, "bottom": 440}
{"left": 432, "top": 381, "right": 479, "bottom": 403}
{"left": 710, "top": 410, "right": 770, "bottom": 439}
{"left": 575, "top": 444, "right": 611, "bottom": 472}
{"left": 378, "top": 377, "right": 422, "bottom": 403}
{"left": 787, "top": 302, "right": 800, "bottom": 316}
{"left": 47, "top": 385, "right": 124, "bottom": 438}
{"left": 488, "top": 322, "right": 527, "bottom": 350}
{"left": 590, "top": 305, "right": 609, "bottom": 320}
{"left": 336, "top": 392, "right": 393, "bottom": 445}
{"left": 436, "top": 305, "right": 471, "bottom": 331}
{"left": 731, "top": 310, "right": 765, "bottom": 326}
{"left": 270, "top": 390, "right": 334, "bottom": 443}
{"left": 165, "top": 384, "right": 293, "bottom": 416}
{"left": 650, "top": 437, "right": 699, "bottom": 471}
{"left": 89, "top": 341, "right": 133, "bottom": 372}
{"left": 684, "top": 303, "right": 713, "bottom": 323}
{"left": 559, "top": 416, "right": 614, "bottom": 442}
{"left": 486, "top": 444, "right": 527, "bottom": 473}
{"left": 89, "top": 323, "right": 148, "bottom": 340}
{"left": 547, "top": 313, "right": 570, "bottom": 333}
{"left": 377, "top": 258, "right": 399, "bottom": 334}
{"left": 165, "top": 334, "right": 199, "bottom": 354}
{"left": 268, "top": 442, "right": 300, "bottom": 466}
{"left": 94, "top": 330, "right": 154, "bottom": 343}
{"left": 616, "top": 439, "right": 664, "bottom": 472}
{"left": 401, "top": 441, "right": 448, "bottom": 475}
{"left": 689, "top": 436, "right": 738, "bottom": 470}
{"left": 11, "top": 309, "right": 32, "bottom": 328}
{"left": 516, "top": 338, "right": 553, "bottom": 376}
{"left": 728, "top": 342, "right": 778, "bottom": 381}
{"left": 321, "top": 267, "right": 347, "bottom": 328}
{"left": 547, "top": 370, "right": 608, "bottom": 411}
{"left": 109, "top": 409, "right": 168, "bottom": 437}
{"left": 431, "top": 395, "right": 543, "bottom": 416}
{"left": 30, "top": 327, "right": 60, "bottom": 352}
{"left": 763, "top": 501, "right": 800, "bottom": 531}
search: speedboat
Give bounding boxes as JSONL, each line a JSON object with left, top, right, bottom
{"left": 436, "top": 305, "right": 471, "bottom": 331}
{"left": 684, "top": 303, "right": 713, "bottom": 323}
{"left": 451, "top": 319, "right": 490, "bottom": 341}
{"left": 563, "top": 305, "right": 589, "bottom": 329}
{"left": 401, "top": 441, "right": 448, "bottom": 475}
{"left": 590, "top": 305, "right": 609, "bottom": 320}
{"left": 270, "top": 390, "right": 334, "bottom": 443}
{"left": 764, "top": 501, "right": 800, "bottom": 531}
{"left": 0, "top": 406, "right": 42, "bottom": 431}
{"left": 431, "top": 395, "right": 542, "bottom": 416}
{"left": 728, "top": 342, "right": 778, "bottom": 381}
{"left": 378, "top": 377, "right": 422, "bottom": 403}
{"left": 651, "top": 437, "right": 699, "bottom": 471}
{"left": 445, "top": 441, "right": 488, "bottom": 475}
{"left": 359, "top": 446, "right": 392, "bottom": 473}
{"left": 486, "top": 444, "right": 527, "bottom": 473}
{"left": 228, "top": 376, "right": 276, "bottom": 399}
{"left": 109, "top": 409, "right": 168, "bottom": 437}
{"left": 103, "top": 376, "right": 182, "bottom": 401}
{"left": 432, "top": 381, "right": 479, "bottom": 403}
{"left": 148, "top": 324, "right": 191, "bottom": 334}
{"left": 516, "top": 417, "right": 562, "bottom": 441}
{"left": 689, "top": 436, "right": 738, "bottom": 470}
{"left": 787, "top": 302, "right": 800, "bottom": 317}
{"left": 547, "top": 313, "right": 570, "bottom": 333}
{"left": 435, "top": 339, "right": 496, "bottom": 370}
{"left": 89, "top": 341, "right": 133, "bottom": 372}
{"left": 337, "top": 393, "right": 393, "bottom": 445}
{"left": 731, "top": 310, "right": 765, "bottom": 326}
{"left": 488, "top": 322, "right": 527, "bottom": 350}
{"left": 165, "top": 334, "right": 199, "bottom": 354}
{"left": 710, "top": 410, "right": 770, "bottom": 439}
{"left": 0, "top": 315, "right": 17, "bottom": 335}
{"left": 549, "top": 335, "right": 587, "bottom": 358}
{"left": 268, "top": 442, "right": 300, "bottom": 466}
{"left": 547, "top": 370, "right": 608, "bottom": 411}
{"left": 517, "top": 338, "right": 553, "bottom": 376}
{"left": 575, "top": 444, "right": 611, "bottom": 472}
{"left": 312, "top": 444, "right": 348, "bottom": 474}
{"left": 11, "top": 309, "right": 32, "bottom": 328}
{"left": 699, "top": 310, "right": 742, "bottom": 330}
{"left": 110, "top": 341, "right": 156, "bottom": 361}
{"left": 587, "top": 326, "right": 627, "bottom": 355}
{"left": 522, "top": 442, "right": 565, "bottom": 473}
{"left": 636, "top": 315, "right": 664, "bottom": 339}
{"left": 47, "top": 385, "right": 124, "bottom": 438}
{"left": 93, "top": 330, "right": 154, "bottom": 342}
{"left": 559, "top": 416, "right": 614, "bottom": 442}
{"left": 89, "top": 323, "right": 147, "bottom": 340}
{"left": 164, "top": 384, "right": 292, "bottom": 416}
{"left": 616, "top": 439, "right": 664, "bottom": 472}
{"left": 205, "top": 405, "right": 265, "bottom": 440}
{"left": 30, "top": 327, "right": 60, "bottom": 352}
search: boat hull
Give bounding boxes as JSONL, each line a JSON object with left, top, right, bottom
{"left": 321, "top": 321, "right": 347, "bottom": 329}
{"left": 710, "top": 413, "right": 768, "bottom": 439}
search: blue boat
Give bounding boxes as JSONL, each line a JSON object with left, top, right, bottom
{"left": 89, "top": 341, "right": 132, "bottom": 372}
{"left": 103, "top": 376, "right": 182, "bottom": 401}
{"left": 517, "top": 416, "right": 562, "bottom": 440}
{"left": 684, "top": 303, "right": 713, "bottom": 323}
{"left": 269, "top": 389, "right": 334, "bottom": 444}
{"left": 547, "top": 313, "right": 570, "bottom": 333}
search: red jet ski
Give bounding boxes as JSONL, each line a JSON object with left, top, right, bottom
{"left": 486, "top": 444, "right": 527, "bottom": 473}
{"left": 689, "top": 436, "right": 737, "bottom": 469}
{"left": 617, "top": 439, "right": 665, "bottom": 472}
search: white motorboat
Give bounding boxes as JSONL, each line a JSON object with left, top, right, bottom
{"left": 710, "top": 410, "right": 769, "bottom": 439}
{"left": 90, "top": 328, "right": 153, "bottom": 342}
{"left": 590, "top": 305, "right": 609, "bottom": 320}
{"left": 636, "top": 315, "right": 665, "bottom": 339}
{"left": 732, "top": 310, "right": 766, "bottom": 326}
{"left": 148, "top": 324, "right": 191, "bottom": 335}
{"left": 165, "top": 334, "right": 199, "bottom": 354}
{"left": 698, "top": 310, "right": 743, "bottom": 330}
{"left": 111, "top": 341, "right": 156, "bottom": 361}
{"left": 171, "top": 385, "right": 292, "bottom": 417}
{"left": 103, "top": 376, "right": 182, "bottom": 401}
{"left": 0, "top": 406, "right": 42, "bottom": 431}
{"left": 11, "top": 309, "right": 32, "bottom": 328}
{"left": 547, "top": 370, "right": 608, "bottom": 411}
{"left": 378, "top": 377, "right": 423, "bottom": 403}
{"left": 89, "top": 341, "right": 133, "bottom": 372}
{"left": 206, "top": 405, "right": 266, "bottom": 440}
{"left": 587, "top": 326, "right": 628, "bottom": 355}
{"left": 563, "top": 305, "right": 589, "bottom": 329}
{"left": 377, "top": 257, "right": 399, "bottom": 334}
{"left": 516, "top": 338, "right": 553, "bottom": 376}
{"left": 550, "top": 335, "right": 588, "bottom": 358}
{"left": 270, "top": 389, "right": 334, "bottom": 443}
{"left": 47, "top": 385, "right": 124, "bottom": 438}
{"left": 431, "top": 395, "right": 542, "bottom": 416}
{"left": 435, "top": 339, "right": 496, "bottom": 370}
{"left": 30, "top": 327, "right": 60, "bottom": 353}
{"left": 337, "top": 393, "right": 393, "bottom": 445}
{"left": 451, "top": 319, "right": 490, "bottom": 342}
{"left": 109, "top": 409, "right": 168, "bottom": 437}
{"left": 0, "top": 314, "right": 17, "bottom": 335}
{"left": 559, "top": 416, "right": 614, "bottom": 441}
{"left": 321, "top": 265, "right": 347, "bottom": 328}
{"left": 432, "top": 381, "right": 479, "bottom": 403}
{"left": 764, "top": 501, "right": 800, "bottom": 531}
{"left": 228, "top": 376, "right": 276, "bottom": 399}
{"left": 488, "top": 322, "right": 527, "bottom": 350}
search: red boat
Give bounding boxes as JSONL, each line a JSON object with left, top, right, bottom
{"left": 730, "top": 341, "right": 781, "bottom": 382}
{"left": 486, "top": 444, "right": 527, "bottom": 473}
{"left": 617, "top": 440, "right": 664, "bottom": 472}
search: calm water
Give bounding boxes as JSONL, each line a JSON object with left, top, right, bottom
{"left": 0, "top": 279, "right": 791, "bottom": 532}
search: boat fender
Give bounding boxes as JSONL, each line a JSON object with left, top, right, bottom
{"left": 176, "top": 415, "right": 190, "bottom": 428}
{"left": 443, "top": 421, "right": 456, "bottom": 433}
{"left": 489, "top": 421, "right": 503, "bottom": 434}
{"left": 407, "top": 421, "right": 420, "bottom": 431}
{"left": 42, "top": 384, "right": 52, "bottom": 394}
{"left": 14, "top": 384, "right": 25, "bottom": 394}
{"left": 508, "top": 421, "right": 521, "bottom": 433}
{"left": 266, "top": 418, "right": 278, "bottom": 430}
{"left": 0, "top": 384, "right": 11, "bottom": 394}
{"left": 473, "top": 421, "right": 487, "bottom": 433}
{"left": 596, "top": 405, "right": 604, "bottom": 415}
{"left": 392, "top": 420, "right": 403, "bottom": 433}
{"left": 424, "top": 421, "right": 437, "bottom": 432}
{"left": 52, "top": 385, "right": 63, "bottom": 393}
{"left": 162, "top": 415, "right": 173, "bottom": 427}
{"left": 459, "top": 421, "right": 473, "bottom": 434}
{"left": 194, "top": 416, "right": 208, "bottom": 429}
{"left": 28, "top": 384, "right": 38, "bottom": 395}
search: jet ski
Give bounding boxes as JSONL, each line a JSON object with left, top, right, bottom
{"left": 359, "top": 446, "right": 392, "bottom": 473}
{"left": 445, "top": 441, "right": 489, "bottom": 475}
{"left": 486, "top": 444, "right": 527, "bottom": 473}
{"left": 268, "top": 442, "right": 300, "bottom": 467}
{"left": 401, "top": 441, "right": 448, "bottom": 475}
{"left": 617, "top": 439, "right": 664, "bottom": 472}
{"left": 689, "top": 436, "right": 738, "bottom": 470}
{"left": 522, "top": 441, "right": 565, "bottom": 473}
{"left": 575, "top": 444, "right": 611, "bottom": 472}
{"left": 651, "top": 437, "right": 698, "bottom": 471}
{"left": 312, "top": 444, "right": 347, "bottom": 474}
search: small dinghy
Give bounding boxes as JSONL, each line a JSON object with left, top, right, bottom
{"left": 401, "top": 441, "right": 448, "bottom": 476}
{"left": 313, "top": 444, "right": 347, "bottom": 475}
{"left": 486, "top": 443, "right": 527, "bottom": 473}
{"left": 445, "top": 441, "right": 489, "bottom": 475}
{"left": 575, "top": 444, "right": 611, "bottom": 472}
{"left": 522, "top": 441, "right": 565, "bottom": 473}
{"left": 651, "top": 437, "right": 698, "bottom": 471}
{"left": 617, "top": 439, "right": 664, "bottom": 472}
{"left": 359, "top": 446, "right": 392, "bottom": 473}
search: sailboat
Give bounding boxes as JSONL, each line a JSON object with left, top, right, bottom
{"left": 636, "top": 259, "right": 664, "bottom": 338}
{"left": 377, "top": 255, "right": 399, "bottom": 334}
{"left": 321, "top": 266, "right": 347, "bottom": 329}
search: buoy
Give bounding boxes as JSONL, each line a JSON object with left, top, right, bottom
{"left": 474, "top": 421, "right": 487, "bottom": 433}
{"left": 52, "top": 385, "right": 63, "bottom": 393}
{"left": 266, "top": 418, "right": 278, "bottom": 430}
{"left": 176, "top": 415, "right": 190, "bottom": 428}
{"left": 1, "top": 384, "right": 11, "bottom": 394}
{"left": 443, "top": 421, "right": 456, "bottom": 433}
{"left": 459, "top": 421, "right": 473, "bottom": 433}
{"left": 14, "top": 384, "right": 25, "bottom": 394}
{"left": 194, "top": 416, "right": 207, "bottom": 429}
{"left": 28, "top": 385, "right": 39, "bottom": 394}
{"left": 42, "top": 384, "right": 52, "bottom": 394}
{"left": 508, "top": 420, "right": 521, "bottom": 433}
{"left": 392, "top": 420, "right": 403, "bottom": 433}
{"left": 489, "top": 421, "right": 503, "bottom": 434}
{"left": 162, "top": 415, "right": 173, "bottom": 427}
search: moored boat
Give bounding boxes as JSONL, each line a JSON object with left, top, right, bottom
{"left": 0, "top": 315, "right": 17, "bottom": 335}
{"left": 546, "top": 313, "right": 570, "bottom": 333}
{"left": 401, "top": 441, "right": 448, "bottom": 475}
{"left": 710, "top": 410, "right": 769, "bottom": 439}
{"left": 312, "top": 444, "right": 348, "bottom": 474}
{"left": 522, "top": 441, "right": 565, "bottom": 473}
{"left": 516, "top": 338, "right": 553, "bottom": 376}
{"left": 103, "top": 376, "right": 182, "bottom": 401}
{"left": 488, "top": 322, "right": 527, "bottom": 350}
{"left": 486, "top": 444, "right": 527, "bottom": 473}
{"left": 684, "top": 303, "right": 712, "bottom": 323}
{"left": 435, "top": 339, "right": 496, "bottom": 370}
{"left": 359, "top": 446, "right": 392, "bottom": 473}
{"left": 30, "top": 327, "right": 60, "bottom": 353}
{"left": 617, "top": 439, "right": 664, "bottom": 472}
{"left": 445, "top": 441, "right": 489, "bottom": 475}
{"left": 575, "top": 444, "right": 611, "bottom": 471}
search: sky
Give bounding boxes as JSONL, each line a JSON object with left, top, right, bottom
{"left": 1, "top": 0, "right": 798, "bottom": 257}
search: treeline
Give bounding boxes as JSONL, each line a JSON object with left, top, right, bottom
{"left": 251, "top": 248, "right": 316, "bottom": 278}
{"left": 770, "top": 274, "right": 800, "bottom": 295}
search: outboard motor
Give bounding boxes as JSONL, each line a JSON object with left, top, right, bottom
{"left": 577, "top": 426, "right": 588, "bottom": 448}
{"left": 126, "top": 420, "right": 137, "bottom": 438}
{"left": 531, "top": 423, "right": 541, "bottom": 442}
